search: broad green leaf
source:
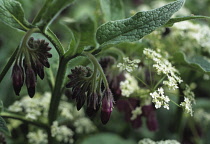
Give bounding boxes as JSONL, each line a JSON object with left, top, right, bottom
{"left": 96, "top": 0, "right": 184, "bottom": 46}
{"left": 99, "top": 0, "right": 125, "bottom": 22}
{"left": 0, "top": 116, "right": 10, "bottom": 136}
{"left": 34, "top": 0, "right": 75, "bottom": 30}
{"left": 80, "top": 133, "right": 135, "bottom": 144}
{"left": 164, "top": 15, "right": 210, "bottom": 27}
{"left": 0, "top": 0, "right": 32, "bottom": 31}
{"left": 174, "top": 52, "right": 210, "bottom": 73}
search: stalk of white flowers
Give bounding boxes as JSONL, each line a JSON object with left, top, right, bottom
{"left": 143, "top": 48, "right": 183, "bottom": 90}
{"left": 51, "top": 121, "right": 74, "bottom": 144}
{"left": 117, "top": 57, "right": 140, "bottom": 72}
{"left": 180, "top": 84, "right": 195, "bottom": 116}
{"left": 27, "top": 130, "right": 48, "bottom": 144}
{"left": 150, "top": 87, "right": 170, "bottom": 110}
{"left": 120, "top": 73, "right": 139, "bottom": 97}
{"left": 138, "top": 138, "right": 180, "bottom": 144}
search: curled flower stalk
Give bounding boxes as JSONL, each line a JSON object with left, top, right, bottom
{"left": 12, "top": 34, "right": 52, "bottom": 97}
{"left": 66, "top": 52, "right": 114, "bottom": 124}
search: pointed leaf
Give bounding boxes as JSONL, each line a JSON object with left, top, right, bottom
{"left": 0, "top": 116, "right": 10, "bottom": 136}
{"left": 35, "top": 0, "right": 75, "bottom": 30}
{"left": 0, "top": 0, "right": 32, "bottom": 31}
{"left": 164, "top": 15, "right": 210, "bottom": 27}
{"left": 99, "top": 0, "right": 125, "bottom": 21}
{"left": 174, "top": 52, "right": 210, "bottom": 73}
{"left": 96, "top": 0, "right": 185, "bottom": 46}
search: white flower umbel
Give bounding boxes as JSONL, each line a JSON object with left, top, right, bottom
{"left": 143, "top": 48, "right": 183, "bottom": 90}
{"left": 131, "top": 106, "right": 142, "bottom": 120}
{"left": 117, "top": 57, "right": 140, "bottom": 72}
{"left": 180, "top": 97, "right": 193, "bottom": 116}
{"left": 180, "top": 84, "right": 195, "bottom": 116}
{"left": 120, "top": 73, "right": 139, "bottom": 97}
{"left": 150, "top": 87, "right": 170, "bottom": 110}
{"left": 27, "top": 130, "right": 48, "bottom": 144}
{"left": 51, "top": 121, "right": 74, "bottom": 144}
{"left": 138, "top": 138, "right": 180, "bottom": 144}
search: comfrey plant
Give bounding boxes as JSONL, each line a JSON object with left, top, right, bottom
{"left": 0, "top": 0, "right": 210, "bottom": 143}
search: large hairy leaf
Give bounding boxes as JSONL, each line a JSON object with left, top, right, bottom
{"left": 0, "top": 0, "right": 32, "bottom": 31}
{"left": 174, "top": 52, "right": 210, "bottom": 73}
{"left": 96, "top": 0, "right": 184, "bottom": 46}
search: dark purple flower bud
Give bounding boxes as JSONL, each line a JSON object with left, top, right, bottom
{"left": 76, "top": 93, "right": 86, "bottom": 111}
{"left": 38, "top": 57, "right": 50, "bottom": 68}
{"left": 12, "top": 64, "right": 24, "bottom": 96}
{"left": 25, "top": 66, "right": 37, "bottom": 98}
{"left": 146, "top": 111, "right": 158, "bottom": 131}
{"left": 86, "top": 92, "right": 101, "bottom": 117}
{"left": 35, "top": 60, "right": 45, "bottom": 79}
{"left": 101, "top": 88, "right": 114, "bottom": 124}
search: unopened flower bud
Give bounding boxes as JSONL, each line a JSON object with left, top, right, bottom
{"left": 12, "top": 64, "right": 24, "bottom": 95}
{"left": 25, "top": 66, "right": 37, "bottom": 98}
{"left": 101, "top": 88, "right": 114, "bottom": 124}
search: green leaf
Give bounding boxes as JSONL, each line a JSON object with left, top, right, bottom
{"left": 99, "top": 0, "right": 125, "bottom": 22}
{"left": 174, "top": 52, "right": 210, "bottom": 73}
{"left": 34, "top": 0, "right": 75, "bottom": 30}
{"left": 0, "top": 116, "right": 10, "bottom": 136}
{"left": 0, "top": 0, "right": 32, "bottom": 31}
{"left": 164, "top": 15, "right": 210, "bottom": 27}
{"left": 0, "top": 101, "right": 3, "bottom": 113}
{"left": 80, "top": 133, "right": 135, "bottom": 144}
{"left": 96, "top": 0, "right": 184, "bottom": 46}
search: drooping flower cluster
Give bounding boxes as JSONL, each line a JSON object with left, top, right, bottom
{"left": 12, "top": 37, "right": 52, "bottom": 97}
{"left": 120, "top": 73, "right": 139, "bottom": 97}
{"left": 117, "top": 57, "right": 140, "bottom": 72}
{"left": 150, "top": 87, "right": 170, "bottom": 110}
{"left": 66, "top": 66, "right": 114, "bottom": 124}
{"left": 143, "top": 48, "right": 183, "bottom": 90}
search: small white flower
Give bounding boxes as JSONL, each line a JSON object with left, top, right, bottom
{"left": 27, "top": 130, "right": 48, "bottom": 144}
{"left": 131, "top": 107, "right": 142, "bottom": 120}
{"left": 150, "top": 87, "right": 170, "bottom": 110}
{"left": 120, "top": 73, "right": 139, "bottom": 97}
{"left": 117, "top": 57, "right": 140, "bottom": 72}
{"left": 180, "top": 97, "right": 193, "bottom": 116}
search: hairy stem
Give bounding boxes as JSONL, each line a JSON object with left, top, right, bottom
{"left": 48, "top": 57, "right": 67, "bottom": 125}
{"left": 0, "top": 47, "right": 19, "bottom": 83}
{"left": 0, "top": 111, "right": 49, "bottom": 130}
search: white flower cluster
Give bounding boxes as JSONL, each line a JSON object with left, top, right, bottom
{"left": 117, "top": 57, "right": 140, "bottom": 72}
{"left": 180, "top": 85, "right": 195, "bottom": 116}
{"left": 131, "top": 106, "right": 142, "bottom": 120}
{"left": 51, "top": 121, "right": 74, "bottom": 144}
{"left": 8, "top": 93, "right": 51, "bottom": 120}
{"left": 138, "top": 138, "right": 180, "bottom": 144}
{"left": 150, "top": 87, "right": 170, "bottom": 110}
{"left": 143, "top": 48, "right": 183, "bottom": 90}
{"left": 194, "top": 109, "right": 210, "bottom": 126}
{"left": 27, "top": 130, "right": 48, "bottom": 144}
{"left": 120, "top": 73, "right": 139, "bottom": 97}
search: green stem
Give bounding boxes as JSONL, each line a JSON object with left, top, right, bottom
{"left": 48, "top": 57, "right": 68, "bottom": 125}
{"left": 83, "top": 52, "right": 109, "bottom": 88}
{"left": 0, "top": 47, "right": 19, "bottom": 83}
{"left": 153, "top": 75, "right": 166, "bottom": 90}
{"left": 0, "top": 112, "right": 48, "bottom": 130}
{"left": 44, "top": 29, "right": 65, "bottom": 57}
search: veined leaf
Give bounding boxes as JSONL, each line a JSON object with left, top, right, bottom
{"left": 96, "top": 0, "right": 184, "bottom": 46}
{"left": 99, "top": 0, "right": 125, "bottom": 22}
{"left": 164, "top": 15, "right": 210, "bottom": 27}
{"left": 0, "top": 116, "right": 10, "bottom": 136}
{"left": 0, "top": 0, "right": 32, "bottom": 31}
{"left": 174, "top": 52, "right": 210, "bottom": 73}
{"left": 35, "top": 0, "right": 75, "bottom": 30}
